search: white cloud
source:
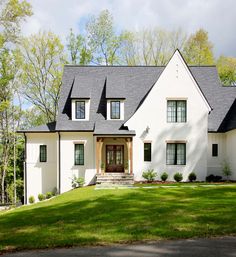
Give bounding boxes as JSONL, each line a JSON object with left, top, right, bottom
{"left": 22, "top": 0, "right": 236, "bottom": 57}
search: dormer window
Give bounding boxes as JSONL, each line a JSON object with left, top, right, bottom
{"left": 71, "top": 99, "right": 90, "bottom": 121}
{"left": 111, "top": 101, "right": 120, "bottom": 119}
{"left": 76, "top": 101, "right": 85, "bottom": 119}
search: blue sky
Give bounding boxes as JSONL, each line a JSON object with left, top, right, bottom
{"left": 22, "top": 0, "right": 236, "bottom": 57}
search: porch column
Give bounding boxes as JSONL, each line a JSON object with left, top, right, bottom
{"left": 96, "top": 138, "right": 104, "bottom": 174}
{"left": 125, "top": 138, "right": 133, "bottom": 174}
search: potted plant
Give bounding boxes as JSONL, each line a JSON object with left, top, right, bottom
{"left": 124, "top": 161, "right": 129, "bottom": 173}
{"left": 100, "top": 162, "right": 105, "bottom": 174}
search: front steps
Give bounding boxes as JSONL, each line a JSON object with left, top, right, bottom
{"left": 96, "top": 173, "right": 134, "bottom": 185}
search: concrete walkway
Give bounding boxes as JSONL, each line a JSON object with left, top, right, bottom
{"left": 3, "top": 237, "right": 236, "bottom": 257}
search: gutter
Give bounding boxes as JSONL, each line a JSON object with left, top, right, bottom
{"left": 58, "top": 132, "right": 61, "bottom": 194}
{"left": 23, "top": 133, "right": 27, "bottom": 205}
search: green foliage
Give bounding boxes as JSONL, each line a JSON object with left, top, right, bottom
{"left": 174, "top": 172, "right": 183, "bottom": 182}
{"left": 52, "top": 187, "right": 58, "bottom": 196}
{"left": 222, "top": 161, "right": 232, "bottom": 181}
{"left": 206, "top": 174, "right": 222, "bottom": 182}
{"left": 188, "top": 172, "right": 197, "bottom": 182}
{"left": 217, "top": 56, "right": 236, "bottom": 86}
{"left": 45, "top": 192, "right": 52, "bottom": 199}
{"left": 28, "top": 196, "right": 35, "bottom": 204}
{"left": 142, "top": 169, "right": 157, "bottom": 182}
{"left": 183, "top": 29, "right": 214, "bottom": 65}
{"left": 100, "top": 162, "right": 105, "bottom": 170}
{"left": 71, "top": 175, "right": 85, "bottom": 189}
{"left": 161, "top": 172, "right": 168, "bottom": 182}
{"left": 38, "top": 194, "right": 46, "bottom": 201}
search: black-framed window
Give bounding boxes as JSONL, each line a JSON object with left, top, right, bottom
{"left": 212, "top": 144, "right": 218, "bottom": 157}
{"left": 75, "top": 101, "right": 85, "bottom": 119}
{"left": 166, "top": 143, "right": 186, "bottom": 165}
{"left": 167, "top": 100, "right": 186, "bottom": 123}
{"left": 111, "top": 101, "right": 120, "bottom": 119}
{"left": 144, "top": 143, "right": 151, "bottom": 162}
{"left": 74, "top": 144, "right": 84, "bottom": 165}
{"left": 40, "top": 145, "right": 47, "bottom": 162}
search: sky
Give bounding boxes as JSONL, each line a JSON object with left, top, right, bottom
{"left": 22, "top": 0, "right": 236, "bottom": 57}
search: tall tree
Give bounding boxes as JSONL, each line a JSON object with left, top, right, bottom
{"left": 0, "top": 0, "right": 32, "bottom": 204}
{"left": 183, "top": 29, "right": 214, "bottom": 65}
{"left": 217, "top": 56, "right": 236, "bottom": 86}
{"left": 20, "top": 31, "right": 66, "bottom": 123}
{"left": 66, "top": 29, "right": 91, "bottom": 65}
{"left": 86, "top": 9, "right": 123, "bottom": 65}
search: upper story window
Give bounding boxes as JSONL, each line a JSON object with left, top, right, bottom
{"left": 39, "top": 145, "right": 47, "bottom": 162}
{"left": 111, "top": 101, "right": 120, "bottom": 119}
{"left": 76, "top": 101, "right": 85, "bottom": 119}
{"left": 167, "top": 100, "right": 186, "bottom": 123}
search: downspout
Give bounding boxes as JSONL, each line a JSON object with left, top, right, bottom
{"left": 58, "top": 132, "right": 61, "bottom": 194}
{"left": 23, "top": 133, "right": 27, "bottom": 205}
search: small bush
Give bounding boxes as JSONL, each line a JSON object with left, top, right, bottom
{"left": 46, "top": 192, "right": 52, "bottom": 199}
{"left": 142, "top": 169, "right": 157, "bottom": 182}
{"left": 71, "top": 175, "right": 85, "bottom": 189}
{"left": 161, "top": 172, "right": 168, "bottom": 182}
{"left": 174, "top": 172, "right": 183, "bottom": 182}
{"left": 38, "top": 193, "right": 46, "bottom": 201}
{"left": 188, "top": 172, "right": 197, "bottom": 182}
{"left": 52, "top": 187, "right": 58, "bottom": 196}
{"left": 222, "top": 161, "right": 232, "bottom": 181}
{"left": 29, "top": 196, "right": 35, "bottom": 204}
{"left": 206, "top": 174, "right": 222, "bottom": 182}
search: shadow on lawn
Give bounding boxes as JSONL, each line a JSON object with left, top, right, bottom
{"left": 0, "top": 186, "right": 235, "bottom": 251}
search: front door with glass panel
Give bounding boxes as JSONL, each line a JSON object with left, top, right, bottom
{"left": 106, "top": 145, "right": 124, "bottom": 172}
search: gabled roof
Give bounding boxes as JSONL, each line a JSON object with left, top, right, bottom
{"left": 20, "top": 63, "right": 236, "bottom": 134}
{"left": 18, "top": 121, "right": 56, "bottom": 133}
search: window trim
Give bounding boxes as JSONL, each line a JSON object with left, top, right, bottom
{"left": 75, "top": 101, "right": 85, "bottom": 120}
{"left": 167, "top": 100, "right": 187, "bottom": 123}
{"left": 74, "top": 144, "right": 84, "bottom": 166}
{"left": 144, "top": 143, "right": 152, "bottom": 162}
{"left": 39, "top": 145, "right": 47, "bottom": 162}
{"left": 212, "top": 144, "right": 218, "bottom": 157}
{"left": 166, "top": 143, "right": 186, "bottom": 165}
{"left": 110, "top": 101, "right": 120, "bottom": 119}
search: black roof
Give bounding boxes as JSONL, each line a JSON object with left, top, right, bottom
{"left": 20, "top": 65, "right": 236, "bottom": 134}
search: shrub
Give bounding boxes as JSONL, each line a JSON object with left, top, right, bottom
{"left": 52, "top": 187, "right": 58, "bottom": 196}
{"left": 142, "top": 169, "right": 157, "bottom": 182}
{"left": 161, "top": 172, "right": 168, "bottom": 182}
{"left": 174, "top": 172, "right": 183, "bottom": 182}
{"left": 206, "top": 174, "right": 222, "bottom": 182}
{"left": 71, "top": 175, "right": 85, "bottom": 188}
{"left": 222, "top": 161, "right": 232, "bottom": 181}
{"left": 29, "top": 196, "right": 35, "bottom": 204}
{"left": 188, "top": 172, "right": 197, "bottom": 182}
{"left": 46, "top": 192, "right": 52, "bottom": 199}
{"left": 38, "top": 194, "right": 46, "bottom": 201}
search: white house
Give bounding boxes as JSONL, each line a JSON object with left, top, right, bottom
{"left": 19, "top": 50, "right": 236, "bottom": 204}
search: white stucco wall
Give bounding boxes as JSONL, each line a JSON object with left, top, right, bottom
{"left": 225, "top": 129, "right": 236, "bottom": 180}
{"left": 60, "top": 132, "right": 96, "bottom": 193}
{"left": 125, "top": 51, "right": 210, "bottom": 181}
{"left": 26, "top": 133, "right": 58, "bottom": 203}
{"left": 207, "top": 133, "right": 226, "bottom": 176}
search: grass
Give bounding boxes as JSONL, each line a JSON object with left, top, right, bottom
{"left": 0, "top": 185, "right": 236, "bottom": 252}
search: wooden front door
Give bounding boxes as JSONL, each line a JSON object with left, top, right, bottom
{"left": 106, "top": 145, "right": 124, "bottom": 172}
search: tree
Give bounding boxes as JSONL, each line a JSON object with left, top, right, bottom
{"left": 66, "top": 29, "right": 92, "bottom": 65}
{"left": 0, "top": 0, "right": 32, "bottom": 204}
{"left": 217, "top": 56, "right": 236, "bottom": 86}
{"left": 20, "top": 31, "right": 66, "bottom": 123}
{"left": 86, "top": 9, "right": 123, "bottom": 65}
{"left": 183, "top": 29, "right": 214, "bottom": 65}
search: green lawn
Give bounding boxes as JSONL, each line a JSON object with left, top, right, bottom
{"left": 0, "top": 185, "right": 236, "bottom": 252}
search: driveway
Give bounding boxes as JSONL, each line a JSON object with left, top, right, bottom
{"left": 3, "top": 237, "right": 236, "bottom": 257}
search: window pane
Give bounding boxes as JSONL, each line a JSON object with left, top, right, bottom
{"left": 166, "top": 144, "right": 175, "bottom": 165}
{"left": 75, "top": 144, "right": 84, "bottom": 165}
{"left": 177, "top": 144, "right": 186, "bottom": 165}
{"left": 177, "top": 101, "right": 186, "bottom": 122}
{"left": 40, "top": 145, "right": 47, "bottom": 162}
{"left": 212, "top": 144, "right": 218, "bottom": 157}
{"left": 167, "top": 101, "right": 176, "bottom": 122}
{"left": 76, "top": 101, "right": 85, "bottom": 119}
{"left": 111, "top": 101, "right": 120, "bottom": 119}
{"left": 144, "top": 143, "right": 151, "bottom": 161}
